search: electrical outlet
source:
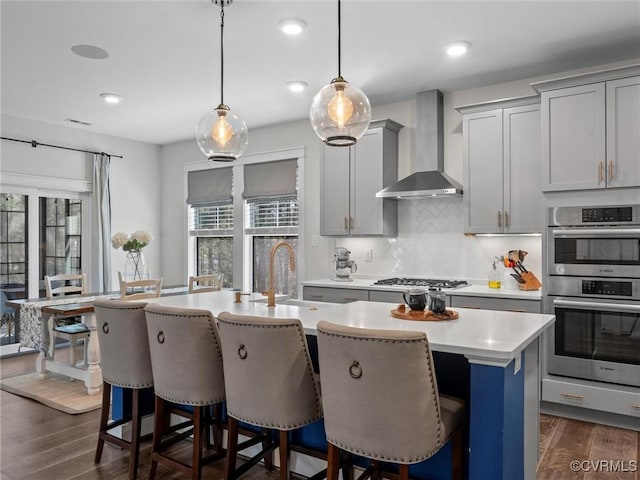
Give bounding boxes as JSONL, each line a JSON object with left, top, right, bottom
{"left": 365, "top": 248, "right": 373, "bottom": 262}
{"left": 311, "top": 235, "right": 319, "bottom": 247}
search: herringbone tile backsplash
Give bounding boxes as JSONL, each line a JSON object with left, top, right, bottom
{"left": 336, "top": 197, "right": 542, "bottom": 289}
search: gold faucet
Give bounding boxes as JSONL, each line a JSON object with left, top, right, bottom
{"left": 267, "top": 241, "right": 296, "bottom": 307}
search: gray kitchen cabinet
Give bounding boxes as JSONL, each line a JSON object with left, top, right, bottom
{"left": 457, "top": 96, "right": 541, "bottom": 234}
{"left": 449, "top": 295, "right": 541, "bottom": 313}
{"left": 320, "top": 119, "right": 402, "bottom": 236}
{"left": 302, "top": 286, "right": 369, "bottom": 304}
{"left": 532, "top": 66, "right": 640, "bottom": 191}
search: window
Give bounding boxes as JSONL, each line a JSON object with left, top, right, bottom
{"left": 244, "top": 160, "right": 299, "bottom": 299}
{"left": 189, "top": 204, "right": 233, "bottom": 288}
{"left": 186, "top": 150, "right": 304, "bottom": 297}
{"left": 0, "top": 193, "right": 28, "bottom": 299}
{"left": 40, "top": 197, "right": 82, "bottom": 279}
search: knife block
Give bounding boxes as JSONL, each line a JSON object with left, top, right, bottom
{"left": 518, "top": 271, "right": 542, "bottom": 291}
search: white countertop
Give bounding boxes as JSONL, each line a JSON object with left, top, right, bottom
{"left": 301, "top": 278, "right": 542, "bottom": 300}
{"left": 148, "top": 290, "right": 554, "bottom": 365}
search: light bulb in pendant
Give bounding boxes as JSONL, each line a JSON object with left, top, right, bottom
{"left": 212, "top": 109, "right": 235, "bottom": 147}
{"left": 327, "top": 86, "right": 353, "bottom": 127}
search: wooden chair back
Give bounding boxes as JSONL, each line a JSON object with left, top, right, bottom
{"left": 188, "top": 274, "right": 223, "bottom": 294}
{"left": 118, "top": 271, "right": 163, "bottom": 300}
{"left": 44, "top": 273, "right": 87, "bottom": 299}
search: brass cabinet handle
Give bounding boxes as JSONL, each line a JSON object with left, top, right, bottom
{"left": 560, "top": 392, "right": 583, "bottom": 400}
{"left": 344, "top": 217, "right": 348, "bottom": 230}
{"left": 309, "top": 295, "right": 324, "bottom": 299}
{"left": 505, "top": 309, "right": 526, "bottom": 313}
{"left": 631, "top": 404, "right": 640, "bottom": 409}
{"left": 497, "top": 211, "right": 502, "bottom": 228}
{"left": 598, "top": 162, "right": 604, "bottom": 183}
{"left": 343, "top": 297, "right": 358, "bottom": 302}
{"left": 460, "top": 305, "right": 481, "bottom": 309}
{"left": 349, "top": 216, "right": 354, "bottom": 230}
{"left": 609, "top": 160, "right": 614, "bottom": 181}
{"left": 504, "top": 211, "right": 509, "bottom": 228}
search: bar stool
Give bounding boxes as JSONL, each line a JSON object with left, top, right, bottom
{"left": 144, "top": 304, "right": 226, "bottom": 480}
{"left": 216, "top": 312, "right": 326, "bottom": 480}
{"left": 93, "top": 299, "right": 154, "bottom": 480}
{"left": 316, "top": 320, "right": 465, "bottom": 480}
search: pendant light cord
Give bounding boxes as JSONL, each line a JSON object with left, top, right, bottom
{"left": 337, "top": 0, "right": 342, "bottom": 78}
{"left": 220, "top": 3, "right": 225, "bottom": 105}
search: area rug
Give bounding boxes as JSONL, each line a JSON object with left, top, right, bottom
{"left": 0, "top": 372, "right": 102, "bottom": 414}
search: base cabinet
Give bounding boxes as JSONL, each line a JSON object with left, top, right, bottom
{"left": 542, "top": 377, "right": 640, "bottom": 420}
{"left": 532, "top": 66, "right": 640, "bottom": 191}
{"left": 450, "top": 295, "right": 541, "bottom": 313}
{"left": 302, "top": 286, "right": 369, "bottom": 304}
{"left": 320, "top": 119, "right": 402, "bottom": 236}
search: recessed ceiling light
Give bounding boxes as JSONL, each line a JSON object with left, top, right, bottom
{"left": 71, "top": 44, "right": 109, "bottom": 60}
{"left": 286, "top": 81, "right": 307, "bottom": 93}
{"left": 445, "top": 41, "right": 471, "bottom": 58}
{"left": 100, "top": 93, "right": 122, "bottom": 104}
{"left": 279, "top": 18, "right": 307, "bottom": 35}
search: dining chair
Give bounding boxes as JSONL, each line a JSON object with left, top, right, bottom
{"left": 188, "top": 273, "right": 223, "bottom": 294}
{"left": 93, "top": 299, "right": 154, "bottom": 480}
{"left": 216, "top": 311, "right": 329, "bottom": 480}
{"left": 44, "top": 273, "right": 90, "bottom": 365}
{"left": 118, "top": 271, "right": 163, "bottom": 300}
{"left": 144, "top": 304, "right": 226, "bottom": 480}
{"left": 316, "top": 320, "right": 465, "bottom": 480}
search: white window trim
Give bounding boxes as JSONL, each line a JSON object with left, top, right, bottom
{"left": 184, "top": 147, "right": 305, "bottom": 297}
{"left": 1, "top": 173, "right": 92, "bottom": 298}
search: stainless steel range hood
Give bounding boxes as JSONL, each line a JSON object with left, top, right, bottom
{"left": 376, "top": 90, "right": 462, "bottom": 198}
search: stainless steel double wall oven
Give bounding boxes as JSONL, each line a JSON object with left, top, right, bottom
{"left": 546, "top": 205, "right": 640, "bottom": 387}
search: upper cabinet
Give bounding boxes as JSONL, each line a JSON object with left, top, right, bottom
{"left": 320, "top": 119, "right": 403, "bottom": 236}
{"left": 456, "top": 96, "right": 541, "bottom": 234}
{"left": 531, "top": 65, "right": 640, "bottom": 192}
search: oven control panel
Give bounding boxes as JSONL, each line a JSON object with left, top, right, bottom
{"left": 582, "top": 207, "right": 633, "bottom": 223}
{"left": 582, "top": 280, "right": 632, "bottom": 297}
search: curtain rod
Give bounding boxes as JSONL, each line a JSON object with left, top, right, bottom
{"left": 0, "top": 136, "right": 124, "bottom": 159}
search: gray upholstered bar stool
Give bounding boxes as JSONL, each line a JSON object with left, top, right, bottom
{"left": 316, "top": 321, "right": 465, "bottom": 480}
{"left": 144, "top": 304, "right": 226, "bottom": 480}
{"left": 216, "top": 312, "right": 325, "bottom": 480}
{"left": 93, "top": 299, "right": 153, "bottom": 480}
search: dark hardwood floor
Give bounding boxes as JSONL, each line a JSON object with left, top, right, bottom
{"left": 1, "top": 348, "right": 638, "bottom": 479}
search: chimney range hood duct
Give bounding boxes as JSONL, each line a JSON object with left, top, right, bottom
{"left": 376, "top": 90, "right": 462, "bottom": 199}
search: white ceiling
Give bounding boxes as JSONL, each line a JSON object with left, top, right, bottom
{"left": 2, "top": 1, "right": 639, "bottom": 146}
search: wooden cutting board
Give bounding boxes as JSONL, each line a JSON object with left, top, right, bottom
{"left": 390, "top": 305, "right": 459, "bottom": 322}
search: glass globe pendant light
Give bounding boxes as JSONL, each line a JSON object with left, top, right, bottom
{"left": 310, "top": 0, "right": 371, "bottom": 147}
{"left": 196, "top": 0, "right": 248, "bottom": 161}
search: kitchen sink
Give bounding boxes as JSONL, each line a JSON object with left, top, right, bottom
{"left": 250, "top": 298, "right": 338, "bottom": 309}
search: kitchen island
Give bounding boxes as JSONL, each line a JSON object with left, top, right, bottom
{"left": 129, "top": 290, "right": 554, "bottom": 480}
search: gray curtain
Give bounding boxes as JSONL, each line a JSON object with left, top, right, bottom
{"left": 91, "top": 153, "right": 112, "bottom": 292}
{"left": 243, "top": 158, "right": 297, "bottom": 200}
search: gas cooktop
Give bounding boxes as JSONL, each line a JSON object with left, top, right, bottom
{"left": 372, "top": 278, "right": 469, "bottom": 289}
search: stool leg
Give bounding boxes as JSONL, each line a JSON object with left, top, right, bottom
{"left": 129, "top": 389, "right": 142, "bottom": 480}
{"left": 451, "top": 428, "right": 463, "bottom": 480}
{"left": 398, "top": 465, "right": 409, "bottom": 480}
{"left": 192, "top": 406, "right": 203, "bottom": 480}
{"left": 279, "top": 430, "right": 289, "bottom": 480}
{"left": 327, "top": 443, "right": 340, "bottom": 480}
{"left": 224, "top": 416, "right": 239, "bottom": 480}
{"left": 95, "top": 382, "right": 111, "bottom": 463}
{"left": 149, "top": 396, "right": 165, "bottom": 480}
{"left": 262, "top": 427, "right": 274, "bottom": 471}
{"left": 69, "top": 337, "right": 77, "bottom": 367}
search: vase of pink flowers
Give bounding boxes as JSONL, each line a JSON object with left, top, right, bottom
{"left": 112, "top": 230, "right": 153, "bottom": 281}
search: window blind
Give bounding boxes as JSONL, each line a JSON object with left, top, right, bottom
{"left": 242, "top": 159, "right": 297, "bottom": 200}
{"left": 186, "top": 167, "right": 232, "bottom": 206}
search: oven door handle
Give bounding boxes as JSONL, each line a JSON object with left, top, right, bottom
{"left": 551, "top": 228, "right": 640, "bottom": 237}
{"left": 553, "top": 298, "right": 640, "bottom": 313}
